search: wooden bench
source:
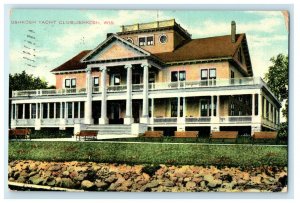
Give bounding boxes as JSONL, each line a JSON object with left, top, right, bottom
{"left": 75, "top": 131, "right": 98, "bottom": 141}
{"left": 144, "top": 131, "right": 163, "bottom": 138}
{"left": 209, "top": 131, "right": 238, "bottom": 143}
{"left": 175, "top": 131, "right": 198, "bottom": 138}
{"left": 252, "top": 132, "right": 278, "bottom": 144}
{"left": 9, "top": 128, "right": 31, "bottom": 140}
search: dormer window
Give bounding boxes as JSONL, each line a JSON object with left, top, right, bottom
{"left": 139, "top": 36, "right": 154, "bottom": 46}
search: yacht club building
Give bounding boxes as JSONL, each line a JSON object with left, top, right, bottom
{"left": 10, "top": 19, "right": 281, "bottom": 137}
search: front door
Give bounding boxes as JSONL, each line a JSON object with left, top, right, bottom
{"left": 133, "top": 101, "right": 140, "bottom": 123}
{"left": 200, "top": 100, "right": 209, "bottom": 117}
{"left": 110, "top": 103, "right": 121, "bottom": 124}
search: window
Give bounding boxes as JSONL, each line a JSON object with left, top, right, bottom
{"left": 56, "top": 103, "right": 60, "bottom": 118}
{"left": 179, "top": 71, "right": 186, "bottom": 81}
{"left": 209, "top": 69, "right": 216, "bottom": 79}
{"left": 132, "top": 73, "right": 141, "bottom": 84}
{"left": 68, "top": 102, "right": 72, "bottom": 118}
{"left": 127, "top": 38, "right": 133, "bottom": 43}
{"left": 139, "top": 37, "right": 146, "bottom": 46}
{"left": 31, "top": 104, "right": 36, "bottom": 119}
{"left": 74, "top": 102, "right": 78, "bottom": 118}
{"left": 159, "top": 34, "right": 168, "bottom": 44}
{"left": 139, "top": 36, "right": 154, "bottom": 46}
{"left": 149, "top": 72, "right": 155, "bottom": 83}
{"left": 65, "top": 78, "right": 76, "bottom": 88}
{"left": 201, "top": 69, "right": 208, "bottom": 80}
{"left": 171, "top": 99, "right": 178, "bottom": 117}
{"left": 147, "top": 36, "right": 154, "bottom": 45}
{"left": 171, "top": 71, "right": 185, "bottom": 82}
{"left": 171, "top": 71, "right": 178, "bottom": 82}
{"left": 200, "top": 100, "right": 209, "bottom": 117}
{"left": 231, "top": 71, "right": 235, "bottom": 79}
{"left": 71, "top": 79, "right": 76, "bottom": 88}
{"left": 113, "top": 74, "right": 120, "bottom": 85}
{"left": 49, "top": 103, "right": 54, "bottom": 118}
{"left": 80, "top": 102, "right": 85, "bottom": 118}
{"left": 43, "top": 103, "right": 47, "bottom": 119}
{"left": 93, "top": 77, "right": 99, "bottom": 87}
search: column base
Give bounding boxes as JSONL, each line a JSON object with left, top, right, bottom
{"left": 35, "top": 119, "right": 41, "bottom": 130}
{"left": 84, "top": 118, "right": 94, "bottom": 125}
{"left": 210, "top": 125, "right": 220, "bottom": 132}
{"left": 99, "top": 117, "right": 108, "bottom": 125}
{"left": 140, "top": 116, "right": 149, "bottom": 124}
{"left": 124, "top": 117, "right": 133, "bottom": 125}
{"left": 251, "top": 124, "right": 262, "bottom": 135}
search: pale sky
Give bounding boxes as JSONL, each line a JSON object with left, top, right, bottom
{"left": 9, "top": 9, "right": 289, "bottom": 86}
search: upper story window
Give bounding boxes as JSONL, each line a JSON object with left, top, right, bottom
{"left": 201, "top": 69, "right": 208, "bottom": 80}
{"left": 159, "top": 34, "right": 168, "bottom": 44}
{"left": 149, "top": 72, "right": 155, "bottom": 83}
{"left": 127, "top": 38, "right": 133, "bottom": 43}
{"left": 113, "top": 74, "right": 121, "bottom": 86}
{"left": 93, "top": 77, "right": 99, "bottom": 87}
{"left": 139, "top": 36, "right": 154, "bottom": 46}
{"left": 65, "top": 78, "right": 76, "bottom": 88}
{"left": 171, "top": 71, "right": 186, "bottom": 82}
{"left": 231, "top": 70, "right": 235, "bottom": 79}
{"left": 209, "top": 69, "right": 216, "bottom": 79}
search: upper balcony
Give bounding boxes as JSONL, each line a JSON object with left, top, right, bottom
{"left": 12, "top": 77, "right": 264, "bottom": 98}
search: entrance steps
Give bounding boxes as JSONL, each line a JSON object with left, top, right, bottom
{"left": 84, "top": 124, "right": 136, "bottom": 139}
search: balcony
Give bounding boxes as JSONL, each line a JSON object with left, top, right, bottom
{"left": 12, "top": 77, "right": 262, "bottom": 98}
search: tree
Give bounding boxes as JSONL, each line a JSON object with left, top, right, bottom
{"left": 264, "top": 54, "right": 288, "bottom": 119}
{"left": 264, "top": 54, "right": 288, "bottom": 141}
{"left": 9, "top": 71, "right": 50, "bottom": 128}
{"left": 9, "top": 71, "right": 48, "bottom": 96}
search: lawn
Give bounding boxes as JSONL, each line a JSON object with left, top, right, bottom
{"left": 9, "top": 141, "right": 288, "bottom": 167}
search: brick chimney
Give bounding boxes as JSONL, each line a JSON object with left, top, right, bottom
{"left": 231, "top": 21, "right": 236, "bottom": 43}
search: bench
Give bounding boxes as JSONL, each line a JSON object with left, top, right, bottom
{"left": 9, "top": 128, "right": 31, "bottom": 140}
{"left": 75, "top": 131, "right": 98, "bottom": 141}
{"left": 175, "top": 131, "right": 198, "bottom": 138}
{"left": 209, "top": 131, "right": 238, "bottom": 143}
{"left": 144, "top": 131, "right": 164, "bottom": 138}
{"left": 252, "top": 132, "right": 278, "bottom": 144}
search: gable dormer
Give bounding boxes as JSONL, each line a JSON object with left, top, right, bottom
{"left": 117, "top": 19, "right": 191, "bottom": 54}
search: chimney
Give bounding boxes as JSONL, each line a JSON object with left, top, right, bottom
{"left": 107, "top": 33, "right": 113, "bottom": 38}
{"left": 231, "top": 21, "right": 236, "bottom": 43}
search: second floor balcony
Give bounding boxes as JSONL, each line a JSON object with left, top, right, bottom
{"left": 12, "top": 77, "right": 264, "bottom": 98}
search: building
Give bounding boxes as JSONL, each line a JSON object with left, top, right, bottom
{"left": 10, "top": 19, "right": 281, "bottom": 137}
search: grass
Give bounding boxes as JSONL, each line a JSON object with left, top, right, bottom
{"left": 9, "top": 141, "right": 288, "bottom": 167}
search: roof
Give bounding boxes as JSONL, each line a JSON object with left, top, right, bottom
{"left": 154, "top": 34, "right": 245, "bottom": 63}
{"left": 51, "top": 50, "right": 91, "bottom": 72}
{"left": 51, "top": 33, "right": 248, "bottom": 73}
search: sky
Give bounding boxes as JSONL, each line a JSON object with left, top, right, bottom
{"left": 9, "top": 9, "right": 289, "bottom": 86}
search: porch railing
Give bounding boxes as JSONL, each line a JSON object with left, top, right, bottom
{"left": 219, "top": 116, "right": 252, "bottom": 123}
{"left": 12, "top": 77, "right": 262, "bottom": 97}
{"left": 153, "top": 117, "right": 177, "bottom": 124}
{"left": 185, "top": 117, "right": 211, "bottom": 123}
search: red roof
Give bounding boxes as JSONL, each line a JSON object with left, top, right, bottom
{"left": 51, "top": 50, "right": 91, "bottom": 72}
{"left": 51, "top": 34, "right": 245, "bottom": 72}
{"left": 154, "top": 34, "right": 244, "bottom": 63}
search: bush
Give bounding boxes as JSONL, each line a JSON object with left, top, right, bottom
{"left": 29, "top": 128, "right": 73, "bottom": 139}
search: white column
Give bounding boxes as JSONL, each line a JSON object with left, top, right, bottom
{"left": 151, "top": 98, "right": 154, "bottom": 118}
{"left": 124, "top": 64, "right": 133, "bottom": 124}
{"left": 65, "top": 102, "right": 68, "bottom": 119}
{"left": 47, "top": 103, "right": 50, "bottom": 119}
{"left": 99, "top": 66, "right": 108, "bottom": 124}
{"left": 183, "top": 97, "right": 186, "bottom": 118}
{"left": 258, "top": 93, "right": 262, "bottom": 117}
{"left": 78, "top": 102, "right": 81, "bottom": 119}
{"left": 54, "top": 103, "right": 56, "bottom": 119}
{"left": 15, "top": 104, "right": 18, "bottom": 119}
{"left": 252, "top": 94, "right": 255, "bottom": 116}
{"left": 141, "top": 63, "right": 149, "bottom": 124}
{"left": 84, "top": 67, "right": 93, "bottom": 124}
{"left": 40, "top": 103, "right": 43, "bottom": 119}
{"left": 22, "top": 104, "right": 25, "bottom": 119}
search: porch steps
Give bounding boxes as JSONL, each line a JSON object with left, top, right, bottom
{"left": 85, "top": 124, "right": 134, "bottom": 139}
